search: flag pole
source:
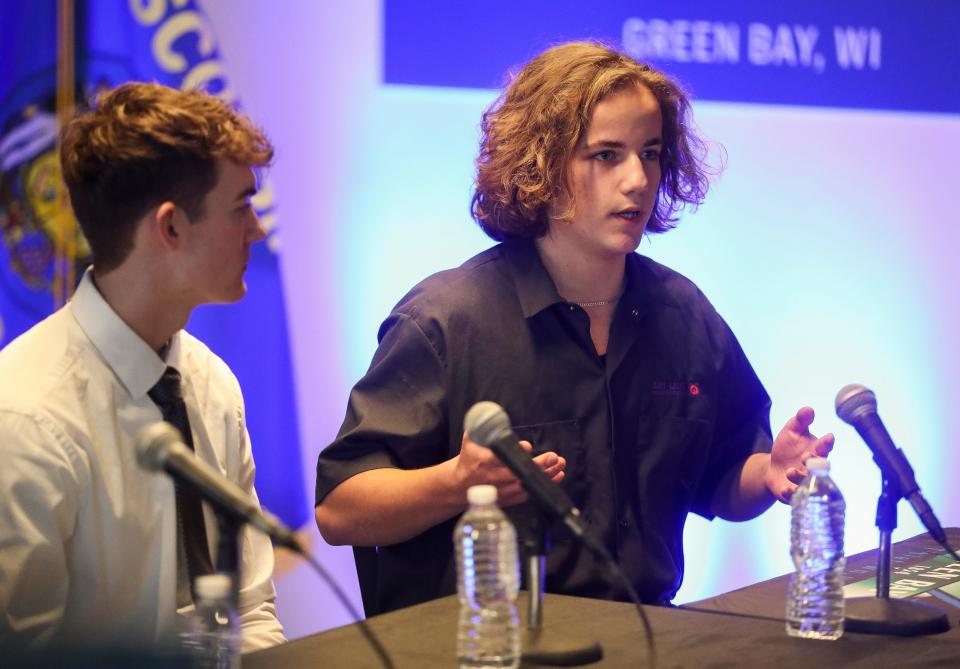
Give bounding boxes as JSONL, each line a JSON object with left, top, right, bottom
{"left": 54, "top": 0, "right": 76, "bottom": 307}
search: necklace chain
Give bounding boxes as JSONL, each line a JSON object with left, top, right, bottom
{"left": 573, "top": 295, "right": 621, "bottom": 308}
{"left": 567, "top": 282, "right": 625, "bottom": 308}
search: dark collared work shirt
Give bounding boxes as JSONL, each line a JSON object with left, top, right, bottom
{"left": 316, "top": 239, "right": 772, "bottom": 616}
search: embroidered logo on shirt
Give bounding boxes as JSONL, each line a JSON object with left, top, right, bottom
{"left": 652, "top": 381, "right": 702, "bottom": 397}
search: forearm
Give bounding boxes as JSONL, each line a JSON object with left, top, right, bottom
{"left": 709, "top": 452, "right": 776, "bottom": 521}
{"left": 238, "top": 596, "right": 285, "bottom": 652}
{"left": 315, "top": 459, "right": 466, "bottom": 546}
{"left": 236, "top": 523, "right": 286, "bottom": 651}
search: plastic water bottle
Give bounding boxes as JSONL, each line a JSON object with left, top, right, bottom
{"left": 183, "top": 573, "right": 242, "bottom": 668}
{"left": 786, "top": 456, "right": 846, "bottom": 640}
{"left": 455, "top": 484, "right": 520, "bottom": 669}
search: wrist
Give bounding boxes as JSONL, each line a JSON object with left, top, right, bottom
{"left": 439, "top": 456, "right": 470, "bottom": 512}
{"left": 759, "top": 454, "right": 779, "bottom": 499}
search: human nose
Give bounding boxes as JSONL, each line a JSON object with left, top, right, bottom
{"left": 621, "top": 154, "right": 651, "bottom": 194}
{"left": 247, "top": 212, "right": 267, "bottom": 244}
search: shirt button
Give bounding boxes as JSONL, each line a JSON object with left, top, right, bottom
{"left": 631, "top": 308, "right": 639, "bottom": 317}
{"left": 619, "top": 518, "right": 630, "bottom": 529}
{"left": 569, "top": 305, "right": 576, "bottom": 311}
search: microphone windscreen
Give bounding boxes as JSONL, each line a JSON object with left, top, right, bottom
{"left": 464, "top": 401, "right": 512, "bottom": 446}
{"left": 835, "top": 383, "right": 878, "bottom": 424}
{"left": 135, "top": 421, "right": 184, "bottom": 471}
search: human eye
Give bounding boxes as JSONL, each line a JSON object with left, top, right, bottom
{"left": 641, "top": 148, "right": 661, "bottom": 161}
{"left": 593, "top": 150, "right": 616, "bottom": 162}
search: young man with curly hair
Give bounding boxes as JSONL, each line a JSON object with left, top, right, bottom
{"left": 0, "top": 83, "right": 285, "bottom": 650}
{"left": 315, "top": 42, "right": 833, "bottom": 615}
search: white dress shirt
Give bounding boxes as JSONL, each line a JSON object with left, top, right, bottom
{"left": 0, "top": 270, "right": 285, "bottom": 651}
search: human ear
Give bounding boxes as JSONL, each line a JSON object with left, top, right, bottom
{"left": 154, "top": 202, "right": 182, "bottom": 250}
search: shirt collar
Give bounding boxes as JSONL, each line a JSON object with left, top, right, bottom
{"left": 70, "top": 268, "right": 175, "bottom": 399}
{"left": 501, "top": 238, "right": 565, "bottom": 318}
{"left": 621, "top": 252, "right": 681, "bottom": 315}
{"left": 501, "top": 238, "right": 679, "bottom": 318}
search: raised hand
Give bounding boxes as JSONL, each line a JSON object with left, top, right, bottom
{"left": 765, "top": 406, "right": 834, "bottom": 503}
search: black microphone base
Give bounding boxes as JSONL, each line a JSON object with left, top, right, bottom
{"left": 844, "top": 597, "right": 950, "bottom": 636}
{"left": 521, "top": 627, "right": 603, "bottom": 666}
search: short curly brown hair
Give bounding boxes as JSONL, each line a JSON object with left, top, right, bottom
{"left": 60, "top": 82, "right": 274, "bottom": 272}
{"left": 471, "top": 41, "right": 712, "bottom": 241}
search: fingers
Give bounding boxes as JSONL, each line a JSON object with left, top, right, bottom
{"left": 493, "top": 451, "right": 567, "bottom": 506}
{"left": 813, "top": 433, "right": 835, "bottom": 457}
{"left": 532, "top": 451, "right": 565, "bottom": 470}
{"left": 786, "top": 467, "right": 806, "bottom": 485}
{"left": 497, "top": 480, "right": 528, "bottom": 507}
{"left": 780, "top": 481, "right": 798, "bottom": 503}
{"left": 790, "top": 406, "right": 815, "bottom": 432}
{"left": 482, "top": 467, "right": 522, "bottom": 486}
{"left": 533, "top": 451, "right": 558, "bottom": 468}
{"left": 458, "top": 432, "right": 568, "bottom": 500}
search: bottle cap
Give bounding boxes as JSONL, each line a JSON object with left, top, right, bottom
{"left": 194, "top": 573, "right": 232, "bottom": 600}
{"left": 466, "top": 484, "right": 497, "bottom": 505}
{"left": 805, "top": 456, "right": 831, "bottom": 473}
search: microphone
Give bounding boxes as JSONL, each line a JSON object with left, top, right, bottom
{"left": 135, "top": 422, "right": 299, "bottom": 550}
{"left": 835, "top": 384, "right": 950, "bottom": 550}
{"left": 464, "top": 401, "right": 587, "bottom": 539}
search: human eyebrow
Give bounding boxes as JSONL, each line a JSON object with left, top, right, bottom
{"left": 581, "top": 137, "right": 663, "bottom": 152}
{"left": 581, "top": 140, "right": 626, "bottom": 152}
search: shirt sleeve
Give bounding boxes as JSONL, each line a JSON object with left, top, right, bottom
{"left": 0, "top": 410, "right": 82, "bottom": 648}
{"left": 315, "top": 311, "right": 449, "bottom": 505}
{"left": 691, "top": 315, "right": 773, "bottom": 519}
{"left": 232, "top": 391, "right": 286, "bottom": 651}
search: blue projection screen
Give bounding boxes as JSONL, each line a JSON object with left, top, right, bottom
{"left": 385, "top": 0, "right": 960, "bottom": 114}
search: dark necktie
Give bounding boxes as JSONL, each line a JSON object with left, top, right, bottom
{"left": 148, "top": 366, "right": 214, "bottom": 603}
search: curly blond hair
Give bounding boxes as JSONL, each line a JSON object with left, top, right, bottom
{"left": 60, "top": 82, "right": 273, "bottom": 272}
{"left": 471, "top": 41, "right": 711, "bottom": 241}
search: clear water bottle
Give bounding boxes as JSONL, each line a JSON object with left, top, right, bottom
{"left": 183, "top": 573, "right": 242, "bottom": 668}
{"left": 786, "top": 456, "right": 846, "bottom": 640}
{"left": 455, "top": 484, "right": 520, "bottom": 669}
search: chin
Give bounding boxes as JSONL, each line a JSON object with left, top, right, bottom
{"left": 607, "top": 235, "right": 643, "bottom": 256}
{"left": 217, "top": 283, "right": 248, "bottom": 304}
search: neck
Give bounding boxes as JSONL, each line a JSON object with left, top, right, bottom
{"left": 93, "top": 262, "right": 192, "bottom": 354}
{"left": 535, "top": 235, "right": 626, "bottom": 304}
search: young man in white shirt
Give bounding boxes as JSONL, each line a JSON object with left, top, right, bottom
{"left": 0, "top": 82, "right": 285, "bottom": 651}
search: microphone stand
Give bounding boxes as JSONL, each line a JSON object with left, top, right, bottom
{"left": 215, "top": 512, "right": 242, "bottom": 611}
{"left": 518, "top": 511, "right": 603, "bottom": 666}
{"left": 844, "top": 475, "right": 950, "bottom": 635}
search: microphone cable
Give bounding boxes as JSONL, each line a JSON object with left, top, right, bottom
{"left": 292, "top": 538, "right": 397, "bottom": 669}
{"left": 577, "top": 529, "right": 657, "bottom": 669}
